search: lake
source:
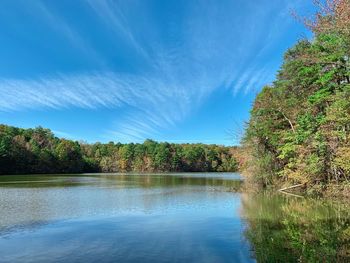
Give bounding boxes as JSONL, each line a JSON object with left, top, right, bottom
{"left": 0, "top": 173, "right": 349, "bottom": 263}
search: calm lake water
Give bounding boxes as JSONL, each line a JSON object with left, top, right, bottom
{"left": 0, "top": 173, "right": 349, "bottom": 263}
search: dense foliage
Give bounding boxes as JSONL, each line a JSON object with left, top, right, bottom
{"left": 243, "top": 0, "right": 350, "bottom": 190}
{"left": 0, "top": 124, "right": 238, "bottom": 174}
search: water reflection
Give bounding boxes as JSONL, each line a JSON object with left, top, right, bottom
{"left": 0, "top": 173, "right": 242, "bottom": 230}
{"left": 0, "top": 174, "right": 242, "bottom": 229}
{"left": 1, "top": 174, "right": 348, "bottom": 262}
{"left": 0, "top": 173, "right": 242, "bottom": 189}
{"left": 241, "top": 193, "right": 350, "bottom": 262}
{"left": 0, "top": 174, "right": 241, "bottom": 230}
{"left": 0, "top": 173, "right": 255, "bottom": 263}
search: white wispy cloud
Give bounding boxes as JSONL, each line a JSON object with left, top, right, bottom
{"left": 0, "top": 0, "right": 309, "bottom": 142}
{"left": 31, "top": 1, "right": 108, "bottom": 68}
{"left": 86, "top": 0, "right": 150, "bottom": 61}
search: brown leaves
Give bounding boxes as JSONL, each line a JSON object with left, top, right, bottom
{"left": 293, "top": 0, "right": 350, "bottom": 35}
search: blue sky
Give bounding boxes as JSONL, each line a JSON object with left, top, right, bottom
{"left": 0, "top": 0, "right": 314, "bottom": 145}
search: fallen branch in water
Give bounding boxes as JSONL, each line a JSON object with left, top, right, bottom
{"left": 278, "top": 183, "right": 305, "bottom": 192}
{"left": 278, "top": 190, "right": 304, "bottom": 198}
{"left": 278, "top": 183, "right": 305, "bottom": 198}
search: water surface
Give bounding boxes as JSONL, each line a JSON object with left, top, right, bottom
{"left": 0, "top": 173, "right": 349, "bottom": 263}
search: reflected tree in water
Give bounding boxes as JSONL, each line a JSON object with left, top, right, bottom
{"left": 242, "top": 193, "right": 350, "bottom": 262}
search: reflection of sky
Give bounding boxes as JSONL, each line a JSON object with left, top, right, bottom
{"left": 0, "top": 174, "right": 242, "bottom": 229}
{"left": 0, "top": 173, "right": 253, "bottom": 262}
{"left": 1, "top": 215, "right": 254, "bottom": 263}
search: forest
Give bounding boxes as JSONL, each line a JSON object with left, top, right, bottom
{"left": 243, "top": 0, "right": 350, "bottom": 195}
{"left": 0, "top": 124, "right": 239, "bottom": 174}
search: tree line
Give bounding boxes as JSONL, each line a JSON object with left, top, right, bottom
{"left": 0, "top": 124, "right": 239, "bottom": 174}
{"left": 243, "top": 0, "right": 350, "bottom": 192}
